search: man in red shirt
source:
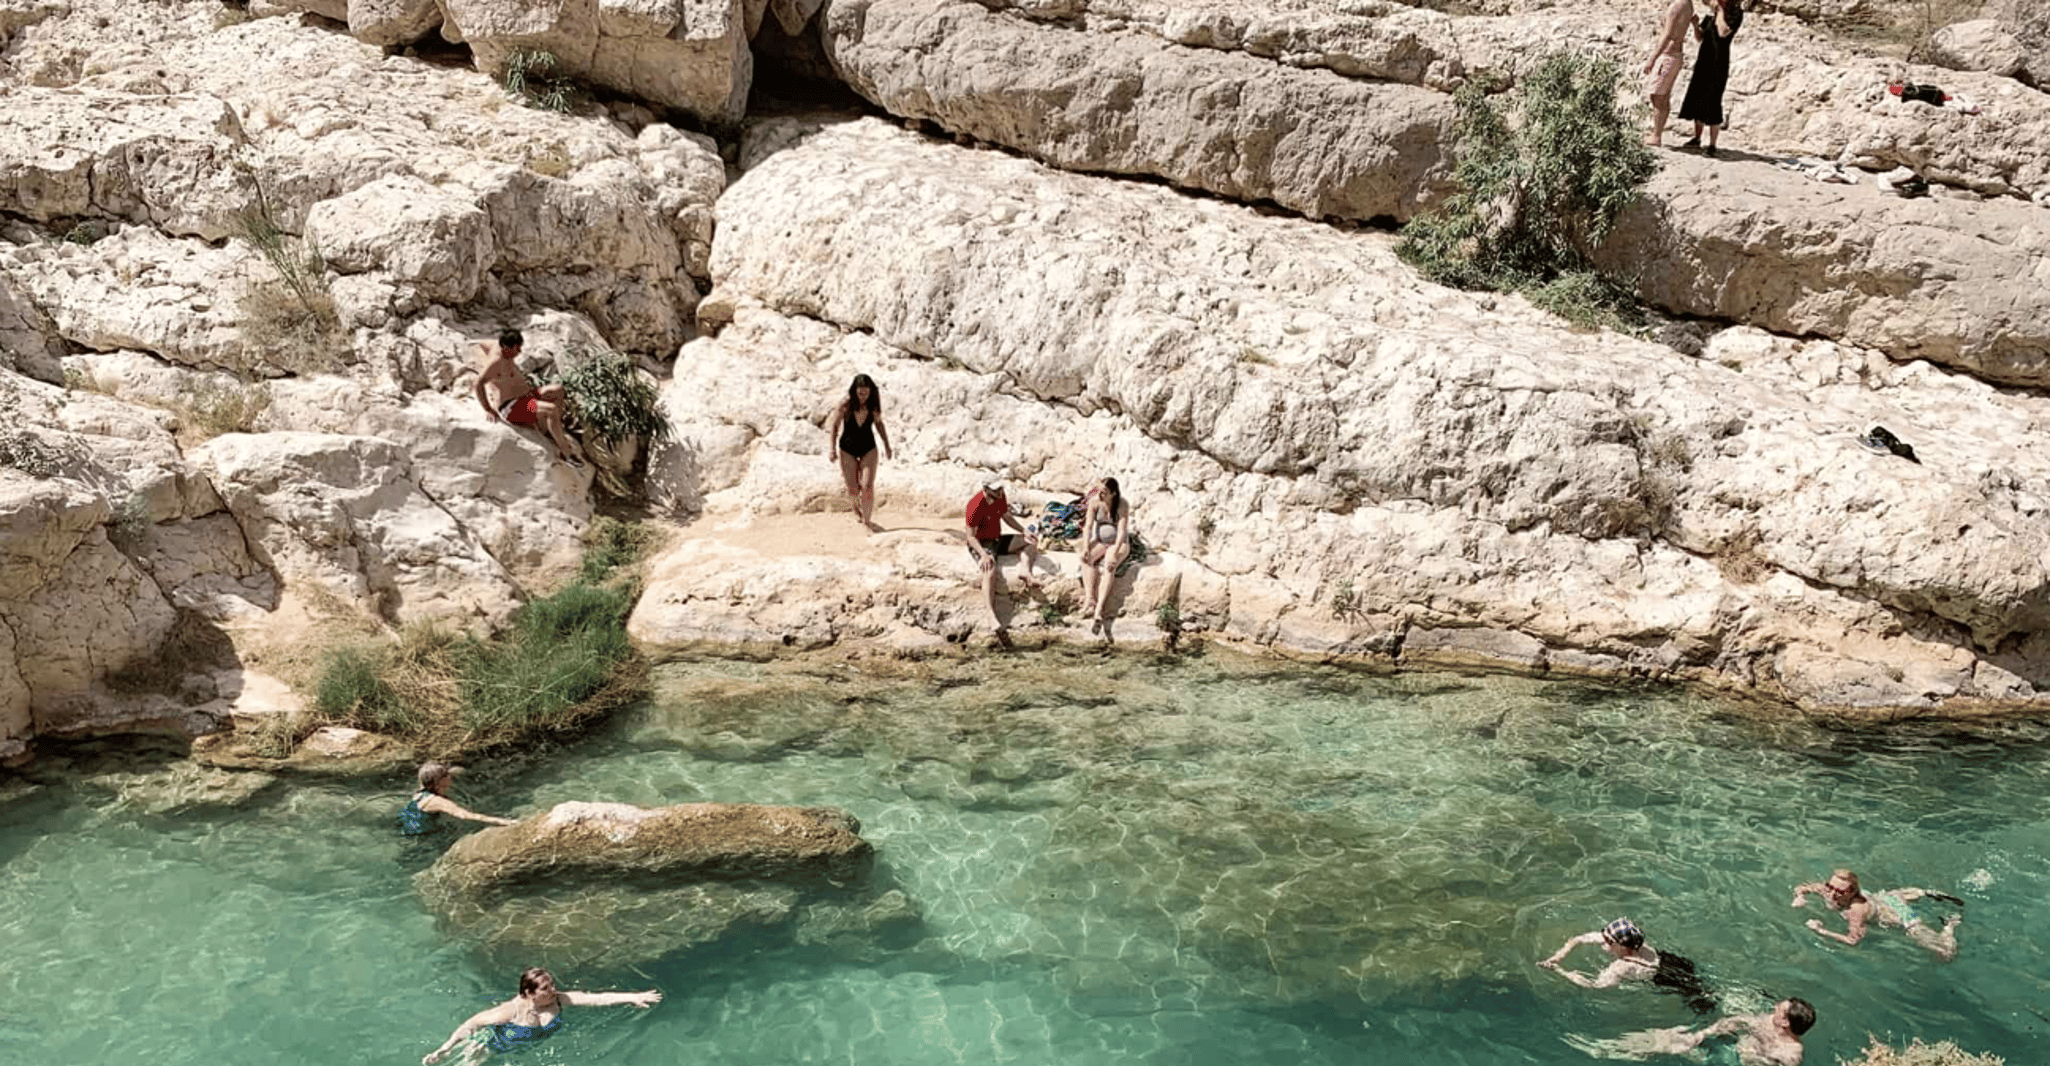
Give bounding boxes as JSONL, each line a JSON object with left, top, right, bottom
{"left": 965, "top": 481, "right": 1044, "bottom": 633}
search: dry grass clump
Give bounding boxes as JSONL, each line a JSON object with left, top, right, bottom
{"left": 237, "top": 280, "right": 349, "bottom": 376}
{"left": 170, "top": 375, "right": 271, "bottom": 444}
{"left": 1840, "top": 1037, "right": 2003, "bottom": 1066}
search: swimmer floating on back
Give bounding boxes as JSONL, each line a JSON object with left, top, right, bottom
{"left": 1792, "top": 867, "right": 1963, "bottom": 960}
{"left": 422, "top": 967, "right": 661, "bottom": 1065}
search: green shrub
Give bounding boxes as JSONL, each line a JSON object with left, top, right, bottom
{"left": 578, "top": 516, "right": 657, "bottom": 584}
{"left": 1398, "top": 52, "right": 1657, "bottom": 327}
{"left": 235, "top": 199, "right": 346, "bottom": 375}
{"left": 1329, "top": 578, "right": 1359, "bottom": 620}
{"left": 502, "top": 49, "right": 577, "bottom": 112}
{"left": 313, "top": 645, "right": 414, "bottom": 733}
{"left": 455, "top": 582, "right": 636, "bottom": 733}
{"left": 174, "top": 377, "right": 271, "bottom": 442}
{"left": 549, "top": 349, "right": 671, "bottom": 450}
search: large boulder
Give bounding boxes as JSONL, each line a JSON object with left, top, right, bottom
{"left": 1928, "top": 19, "right": 2028, "bottom": 78}
{"left": 822, "top": 0, "right": 1458, "bottom": 222}
{"left": 1993, "top": 0, "right": 2048, "bottom": 85}
{"left": 0, "top": 89, "right": 258, "bottom": 241}
{"left": 189, "top": 431, "right": 524, "bottom": 625}
{"left": 1596, "top": 153, "right": 2050, "bottom": 389}
{"left": 415, "top": 801, "right": 909, "bottom": 970}
{"left": 443, "top": 0, "right": 754, "bottom": 126}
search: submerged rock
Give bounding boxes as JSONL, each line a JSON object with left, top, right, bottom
{"left": 415, "top": 800, "right": 910, "bottom": 970}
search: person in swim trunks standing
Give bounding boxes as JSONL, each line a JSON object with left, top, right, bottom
{"left": 423, "top": 967, "right": 660, "bottom": 1065}
{"left": 1642, "top": 0, "right": 1694, "bottom": 145}
{"left": 1792, "top": 867, "right": 1963, "bottom": 960}
{"left": 472, "top": 328, "right": 586, "bottom": 468}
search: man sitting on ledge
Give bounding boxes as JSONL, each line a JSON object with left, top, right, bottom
{"left": 473, "top": 328, "right": 586, "bottom": 469}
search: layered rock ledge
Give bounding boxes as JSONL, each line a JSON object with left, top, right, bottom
{"left": 631, "top": 116, "right": 2050, "bottom": 714}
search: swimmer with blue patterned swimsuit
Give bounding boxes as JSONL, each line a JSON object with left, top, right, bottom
{"left": 400, "top": 762, "right": 518, "bottom": 838}
{"left": 423, "top": 967, "right": 662, "bottom": 1065}
{"left": 1792, "top": 867, "right": 1963, "bottom": 961}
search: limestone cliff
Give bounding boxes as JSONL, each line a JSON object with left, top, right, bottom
{"left": 3, "top": 0, "right": 2049, "bottom": 760}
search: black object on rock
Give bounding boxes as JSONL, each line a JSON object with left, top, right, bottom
{"left": 1858, "top": 425, "right": 1921, "bottom": 464}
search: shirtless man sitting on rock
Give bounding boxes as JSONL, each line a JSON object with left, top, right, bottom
{"left": 472, "top": 328, "right": 585, "bottom": 468}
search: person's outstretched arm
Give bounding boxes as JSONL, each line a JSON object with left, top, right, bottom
{"left": 420, "top": 794, "right": 517, "bottom": 827}
{"left": 824, "top": 401, "right": 845, "bottom": 462}
{"left": 1790, "top": 881, "right": 1827, "bottom": 907}
{"left": 560, "top": 989, "right": 662, "bottom": 1008}
{"left": 1807, "top": 906, "right": 1868, "bottom": 945}
{"left": 424, "top": 1003, "right": 514, "bottom": 1064}
{"left": 1538, "top": 931, "right": 1600, "bottom": 968}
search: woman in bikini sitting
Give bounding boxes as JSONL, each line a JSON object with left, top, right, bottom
{"left": 1078, "top": 477, "right": 1131, "bottom": 634}
{"left": 823, "top": 374, "right": 893, "bottom": 531}
{"left": 423, "top": 967, "right": 661, "bottom": 1065}
{"left": 1792, "top": 867, "right": 1963, "bottom": 960}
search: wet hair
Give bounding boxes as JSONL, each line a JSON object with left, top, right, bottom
{"left": 498, "top": 328, "right": 524, "bottom": 349}
{"left": 1783, "top": 998, "right": 1816, "bottom": 1036}
{"left": 845, "top": 374, "right": 881, "bottom": 415}
{"left": 518, "top": 967, "right": 555, "bottom": 997}
{"left": 1830, "top": 869, "right": 1860, "bottom": 895}
{"left": 416, "top": 761, "right": 453, "bottom": 790}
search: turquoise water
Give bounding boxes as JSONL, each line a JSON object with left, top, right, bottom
{"left": 3, "top": 654, "right": 2047, "bottom": 1065}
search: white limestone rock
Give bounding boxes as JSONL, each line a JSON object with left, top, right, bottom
{"left": 0, "top": 89, "right": 258, "bottom": 241}
{"left": 667, "top": 116, "right": 2050, "bottom": 710}
{"left": 444, "top": 0, "right": 754, "bottom": 126}
{"left": 305, "top": 174, "right": 496, "bottom": 306}
{"left": 350, "top": 0, "right": 444, "bottom": 45}
{"left": 1929, "top": 19, "right": 2027, "bottom": 78}
{"left": 189, "top": 431, "right": 524, "bottom": 625}
{"left": 823, "top": 0, "right": 1458, "bottom": 222}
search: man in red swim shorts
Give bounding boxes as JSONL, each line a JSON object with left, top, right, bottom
{"left": 472, "top": 328, "right": 586, "bottom": 468}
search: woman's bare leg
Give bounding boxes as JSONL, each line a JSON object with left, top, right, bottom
{"left": 1093, "top": 560, "right": 1116, "bottom": 623}
{"left": 1080, "top": 561, "right": 1101, "bottom": 630}
{"left": 857, "top": 450, "right": 880, "bottom": 528}
{"left": 837, "top": 452, "right": 864, "bottom": 525}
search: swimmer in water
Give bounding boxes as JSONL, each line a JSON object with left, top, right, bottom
{"left": 1792, "top": 868, "right": 1963, "bottom": 961}
{"left": 422, "top": 967, "right": 661, "bottom": 1065}
{"left": 1538, "top": 918, "right": 1718, "bottom": 1013}
{"left": 1569, "top": 998, "right": 1815, "bottom": 1065}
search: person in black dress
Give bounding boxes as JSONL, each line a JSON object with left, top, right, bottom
{"left": 1676, "top": 0, "right": 1742, "bottom": 156}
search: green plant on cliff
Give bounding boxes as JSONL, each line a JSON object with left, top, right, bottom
{"left": 543, "top": 349, "right": 672, "bottom": 450}
{"left": 1840, "top": 1037, "right": 2003, "bottom": 1066}
{"left": 294, "top": 531, "right": 651, "bottom": 756}
{"left": 235, "top": 196, "right": 347, "bottom": 375}
{"left": 1397, "top": 52, "right": 1658, "bottom": 332}
{"left": 502, "top": 49, "right": 577, "bottom": 113}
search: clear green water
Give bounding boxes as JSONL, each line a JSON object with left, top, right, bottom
{"left": 3, "top": 654, "right": 2048, "bottom": 1065}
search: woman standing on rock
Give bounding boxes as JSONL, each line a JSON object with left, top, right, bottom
{"left": 399, "top": 762, "right": 517, "bottom": 837}
{"left": 422, "top": 967, "right": 661, "bottom": 1064}
{"left": 1078, "top": 477, "right": 1131, "bottom": 634}
{"left": 1675, "top": 0, "right": 1743, "bottom": 156}
{"left": 824, "top": 373, "right": 893, "bottom": 531}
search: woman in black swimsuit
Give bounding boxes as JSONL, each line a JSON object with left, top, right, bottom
{"left": 824, "top": 374, "right": 893, "bottom": 530}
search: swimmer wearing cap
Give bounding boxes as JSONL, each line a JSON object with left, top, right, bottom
{"left": 1537, "top": 918, "right": 1667, "bottom": 989}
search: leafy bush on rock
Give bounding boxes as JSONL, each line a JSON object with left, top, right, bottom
{"left": 1398, "top": 52, "right": 1658, "bottom": 332}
